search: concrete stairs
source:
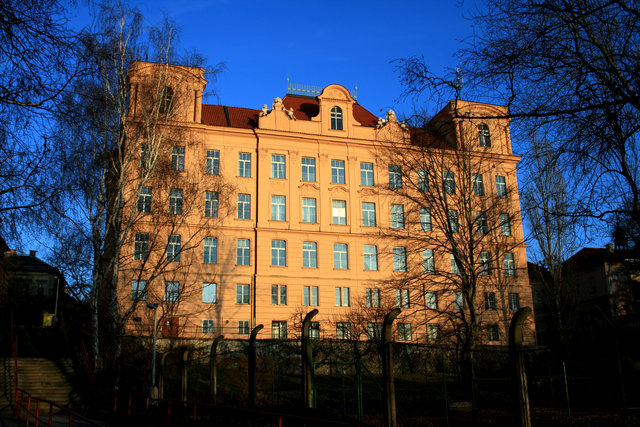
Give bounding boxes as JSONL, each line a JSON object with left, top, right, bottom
{"left": 1, "top": 358, "right": 78, "bottom": 414}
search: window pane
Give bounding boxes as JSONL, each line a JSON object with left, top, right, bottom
{"left": 333, "top": 244, "right": 348, "bottom": 269}
{"left": 206, "top": 150, "right": 220, "bottom": 175}
{"left": 203, "top": 237, "right": 218, "bottom": 264}
{"left": 331, "top": 160, "right": 346, "bottom": 184}
{"left": 271, "top": 195, "right": 286, "bottom": 221}
{"left": 302, "top": 241, "right": 317, "bottom": 268}
{"left": 301, "top": 157, "right": 316, "bottom": 181}
{"left": 391, "top": 204, "right": 405, "bottom": 229}
{"left": 364, "top": 245, "right": 378, "bottom": 271}
{"left": 393, "top": 247, "right": 407, "bottom": 271}
{"left": 330, "top": 106, "right": 343, "bottom": 130}
{"left": 496, "top": 176, "right": 507, "bottom": 198}
{"left": 362, "top": 202, "right": 376, "bottom": 227}
{"left": 420, "top": 208, "right": 432, "bottom": 231}
{"left": 238, "top": 152, "right": 251, "bottom": 177}
{"left": 389, "top": 165, "right": 402, "bottom": 188}
{"left": 360, "top": 162, "right": 374, "bottom": 186}
{"left": 302, "top": 198, "right": 317, "bottom": 223}
{"left": 203, "top": 282, "right": 217, "bottom": 303}
{"left": 271, "top": 154, "right": 286, "bottom": 179}
{"left": 332, "top": 200, "right": 347, "bottom": 225}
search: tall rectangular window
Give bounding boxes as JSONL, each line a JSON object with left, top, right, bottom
{"left": 417, "top": 169, "right": 428, "bottom": 192}
{"left": 206, "top": 150, "right": 220, "bottom": 175}
{"left": 335, "top": 287, "right": 350, "bottom": 307}
{"left": 165, "top": 281, "right": 179, "bottom": 302}
{"left": 302, "top": 198, "right": 317, "bottom": 223}
{"left": 236, "top": 239, "right": 250, "bottom": 265}
{"left": 202, "top": 319, "right": 215, "bottom": 335}
{"left": 271, "top": 285, "right": 287, "bottom": 305}
{"left": 134, "top": 233, "right": 149, "bottom": 260}
{"left": 309, "top": 322, "right": 320, "bottom": 339}
{"left": 398, "top": 323, "right": 412, "bottom": 341}
{"left": 509, "top": 293, "right": 520, "bottom": 311}
{"left": 332, "top": 200, "right": 347, "bottom": 225}
{"left": 427, "top": 324, "right": 440, "bottom": 343}
{"left": 487, "top": 324, "right": 499, "bottom": 342}
{"left": 473, "top": 174, "right": 485, "bottom": 196}
{"left": 396, "top": 289, "right": 410, "bottom": 308}
{"left": 236, "top": 284, "right": 249, "bottom": 304}
{"left": 476, "top": 212, "right": 488, "bottom": 234}
{"left": 389, "top": 165, "right": 402, "bottom": 188}
{"left": 302, "top": 242, "right": 317, "bottom": 268}
{"left": 331, "top": 159, "right": 346, "bottom": 184}
{"left": 391, "top": 204, "right": 405, "bottom": 229}
{"left": 304, "top": 286, "right": 319, "bottom": 306}
{"left": 238, "top": 321, "right": 250, "bottom": 335}
{"left": 478, "top": 123, "right": 491, "bottom": 147}
{"left": 363, "top": 245, "right": 378, "bottom": 271}
{"left": 238, "top": 152, "right": 251, "bottom": 177}
{"left": 271, "top": 154, "right": 286, "bottom": 179}
{"left": 423, "top": 249, "right": 435, "bottom": 273}
{"left": 271, "top": 240, "right": 286, "bottom": 266}
{"left": 362, "top": 202, "right": 376, "bottom": 227}
{"left": 132, "top": 280, "right": 146, "bottom": 301}
{"left": 138, "top": 187, "right": 152, "bottom": 213}
{"left": 301, "top": 157, "right": 316, "bottom": 181}
{"left": 393, "top": 247, "right": 407, "bottom": 272}
{"left": 202, "top": 282, "right": 217, "bottom": 303}
{"left": 426, "top": 291, "right": 437, "bottom": 309}
{"left": 140, "top": 144, "right": 149, "bottom": 169}
{"left": 333, "top": 244, "right": 348, "bottom": 269}
{"left": 368, "top": 322, "right": 382, "bottom": 340}
{"left": 167, "top": 235, "right": 181, "bottom": 262}
{"left": 169, "top": 189, "right": 183, "bottom": 215}
{"left": 203, "top": 237, "right": 217, "bottom": 264}
{"left": 450, "top": 252, "right": 460, "bottom": 274}
{"left": 237, "top": 194, "right": 251, "bottom": 219}
{"left": 454, "top": 291, "right": 465, "bottom": 310}
{"left": 479, "top": 251, "right": 490, "bottom": 275}
{"left": 485, "top": 292, "right": 496, "bottom": 310}
{"left": 270, "top": 195, "right": 286, "bottom": 221}
{"left": 496, "top": 176, "right": 507, "bottom": 198}
{"left": 504, "top": 253, "right": 515, "bottom": 276}
{"left": 448, "top": 209, "right": 459, "bottom": 233}
{"left": 336, "top": 322, "right": 351, "bottom": 339}
{"left": 366, "top": 288, "right": 380, "bottom": 308}
{"left": 420, "top": 208, "right": 432, "bottom": 231}
{"left": 272, "top": 321, "right": 287, "bottom": 339}
{"left": 444, "top": 171, "right": 455, "bottom": 194}
{"left": 360, "top": 162, "right": 374, "bottom": 186}
{"left": 171, "top": 146, "right": 185, "bottom": 171}
{"left": 205, "top": 191, "right": 218, "bottom": 218}
{"left": 500, "top": 213, "right": 512, "bottom": 236}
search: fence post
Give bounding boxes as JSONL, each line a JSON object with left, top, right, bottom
{"left": 301, "top": 309, "right": 318, "bottom": 409}
{"left": 509, "top": 306, "right": 532, "bottom": 427}
{"left": 249, "top": 324, "right": 264, "bottom": 407}
{"left": 158, "top": 353, "right": 169, "bottom": 400}
{"left": 210, "top": 335, "right": 224, "bottom": 405}
{"left": 382, "top": 308, "right": 401, "bottom": 427}
{"left": 180, "top": 348, "right": 189, "bottom": 403}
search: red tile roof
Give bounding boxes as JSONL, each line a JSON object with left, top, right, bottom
{"left": 200, "top": 95, "right": 378, "bottom": 129}
{"left": 201, "top": 105, "right": 259, "bottom": 129}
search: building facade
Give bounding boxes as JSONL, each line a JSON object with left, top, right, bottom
{"left": 119, "top": 62, "right": 534, "bottom": 345}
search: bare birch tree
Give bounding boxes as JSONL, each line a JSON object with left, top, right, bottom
{"left": 48, "top": 1, "right": 227, "bottom": 382}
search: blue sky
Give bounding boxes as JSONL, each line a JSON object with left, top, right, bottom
{"left": 125, "top": 0, "right": 475, "bottom": 116}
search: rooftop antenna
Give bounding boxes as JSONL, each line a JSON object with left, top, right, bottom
{"left": 454, "top": 66, "right": 464, "bottom": 99}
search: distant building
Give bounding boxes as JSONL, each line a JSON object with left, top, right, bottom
{"left": 117, "top": 62, "right": 534, "bottom": 345}
{"left": 1, "top": 249, "right": 66, "bottom": 326}
{"left": 529, "top": 246, "right": 639, "bottom": 346}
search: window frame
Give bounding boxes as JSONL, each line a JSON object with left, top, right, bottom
{"left": 171, "top": 146, "right": 185, "bottom": 171}
{"left": 363, "top": 245, "right": 378, "bottom": 271}
{"left": 496, "top": 176, "right": 507, "bottom": 198}
{"left": 301, "top": 157, "right": 316, "bottom": 181}
{"left": 238, "top": 152, "right": 251, "bottom": 177}
{"left": 360, "top": 162, "right": 374, "bottom": 186}
{"left": 473, "top": 174, "right": 485, "bottom": 196}
{"left": 165, "top": 281, "right": 180, "bottom": 302}
{"left": 270, "top": 240, "right": 287, "bottom": 267}
{"left": 478, "top": 123, "right": 491, "bottom": 147}
{"left": 331, "top": 159, "right": 346, "bottom": 184}
{"left": 391, "top": 204, "right": 405, "bottom": 229}
{"left": 302, "top": 241, "right": 318, "bottom": 268}
{"left": 444, "top": 171, "right": 456, "bottom": 194}
{"left": 206, "top": 149, "right": 220, "bottom": 175}
{"left": 169, "top": 188, "right": 183, "bottom": 215}
{"left": 236, "top": 239, "right": 250, "bottom": 265}
{"left": 332, "top": 200, "right": 347, "bottom": 225}
{"left": 167, "top": 235, "right": 181, "bottom": 262}
{"left": 271, "top": 154, "right": 286, "bottom": 179}
{"left": 132, "top": 280, "right": 147, "bottom": 301}
{"left": 333, "top": 243, "right": 348, "bottom": 269}
{"left": 137, "top": 187, "right": 152, "bottom": 213}
{"left": 393, "top": 247, "right": 407, "bottom": 272}
{"left": 302, "top": 197, "right": 317, "bottom": 223}
{"left": 134, "top": 233, "right": 149, "bottom": 261}
{"left": 423, "top": 248, "right": 435, "bottom": 273}
{"left": 330, "top": 106, "right": 343, "bottom": 130}
{"left": 362, "top": 202, "right": 377, "bottom": 227}
{"left": 237, "top": 193, "right": 251, "bottom": 219}
{"left": 205, "top": 191, "right": 219, "bottom": 218}
{"left": 389, "top": 165, "right": 402, "bottom": 188}
{"left": 236, "top": 284, "right": 250, "bottom": 304}
{"left": 203, "top": 237, "right": 218, "bottom": 264}
{"left": 270, "top": 195, "right": 286, "bottom": 221}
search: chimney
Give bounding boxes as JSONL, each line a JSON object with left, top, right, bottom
{"left": 29, "top": 250, "right": 37, "bottom": 257}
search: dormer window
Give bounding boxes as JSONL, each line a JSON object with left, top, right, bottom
{"left": 330, "top": 106, "right": 343, "bottom": 130}
{"left": 159, "top": 86, "right": 174, "bottom": 114}
{"left": 478, "top": 123, "right": 491, "bottom": 147}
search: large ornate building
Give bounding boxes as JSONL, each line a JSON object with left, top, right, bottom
{"left": 119, "top": 62, "right": 534, "bottom": 345}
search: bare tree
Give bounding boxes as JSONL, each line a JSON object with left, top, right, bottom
{"left": 521, "top": 135, "right": 581, "bottom": 351}
{"left": 48, "top": 1, "right": 227, "bottom": 383}
{"left": 396, "top": 0, "right": 640, "bottom": 245}
{"left": 373, "top": 106, "right": 528, "bottom": 370}
{"left": 0, "top": 0, "right": 82, "bottom": 239}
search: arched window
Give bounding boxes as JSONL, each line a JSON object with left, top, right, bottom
{"left": 478, "top": 123, "right": 491, "bottom": 147}
{"left": 330, "top": 106, "right": 343, "bottom": 130}
{"left": 159, "top": 86, "right": 174, "bottom": 114}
